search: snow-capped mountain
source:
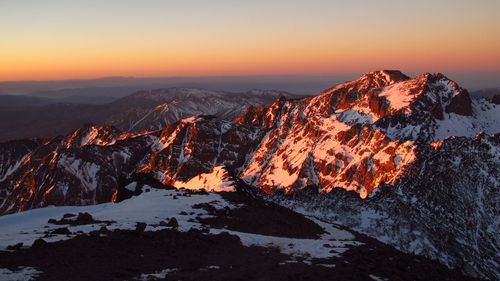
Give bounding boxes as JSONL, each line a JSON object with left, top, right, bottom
{"left": 0, "top": 118, "right": 267, "bottom": 214}
{"left": 0, "top": 70, "right": 498, "bottom": 279}
{"left": 103, "top": 87, "right": 299, "bottom": 133}
{"left": 234, "top": 71, "right": 498, "bottom": 196}
{"left": 270, "top": 132, "right": 499, "bottom": 280}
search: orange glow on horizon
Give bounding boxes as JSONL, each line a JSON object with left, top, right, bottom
{"left": 2, "top": 43, "right": 499, "bottom": 81}
{"left": 1, "top": 0, "right": 499, "bottom": 81}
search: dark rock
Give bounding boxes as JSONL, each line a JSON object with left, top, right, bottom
{"left": 99, "top": 226, "right": 111, "bottom": 234}
{"left": 492, "top": 94, "right": 500, "bottom": 104}
{"left": 167, "top": 217, "right": 179, "bottom": 228}
{"left": 216, "top": 231, "right": 241, "bottom": 243}
{"left": 445, "top": 90, "right": 473, "bottom": 116}
{"left": 135, "top": 222, "right": 147, "bottom": 233}
{"left": 76, "top": 212, "right": 94, "bottom": 223}
{"left": 51, "top": 227, "right": 71, "bottom": 235}
{"left": 7, "top": 242, "right": 23, "bottom": 250}
{"left": 31, "top": 238, "right": 47, "bottom": 248}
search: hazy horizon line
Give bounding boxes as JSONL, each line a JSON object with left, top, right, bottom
{"left": 2, "top": 68, "right": 500, "bottom": 84}
{"left": 0, "top": 73, "right": 360, "bottom": 84}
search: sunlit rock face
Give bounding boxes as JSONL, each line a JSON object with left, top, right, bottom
{"left": 137, "top": 116, "right": 267, "bottom": 185}
{"left": 272, "top": 132, "right": 499, "bottom": 280}
{"left": 0, "top": 124, "right": 155, "bottom": 214}
{"left": 173, "top": 166, "right": 236, "bottom": 192}
{"left": 234, "top": 70, "right": 497, "bottom": 197}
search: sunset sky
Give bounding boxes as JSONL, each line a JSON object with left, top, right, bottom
{"left": 1, "top": 0, "right": 499, "bottom": 81}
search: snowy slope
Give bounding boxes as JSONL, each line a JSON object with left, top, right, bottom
{"left": 0, "top": 187, "right": 478, "bottom": 281}
{"left": 434, "top": 98, "right": 500, "bottom": 140}
{"left": 0, "top": 187, "right": 362, "bottom": 279}
{"left": 0, "top": 189, "right": 235, "bottom": 249}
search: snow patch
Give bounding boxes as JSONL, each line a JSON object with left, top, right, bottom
{"left": 369, "top": 274, "right": 388, "bottom": 281}
{"left": 336, "top": 110, "right": 373, "bottom": 125}
{"left": 57, "top": 156, "right": 100, "bottom": 191}
{"left": 138, "top": 268, "right": 177, "bottom": 280}
{"left": 0, "top": 189, "right": 235, "bottom": 249}
{"left": 378, "top": 81, "right": 420, "bottom": 112}
{"left": 0, "top": 154, "right": 29, "bottom": 182}
{"left": 211, "top": 228, "right": 359, "bottom": 261}
{"left": 434, "top": 100, "right": 500, "bottom": 140}
{"left": 124, "top": 182, "right": 137, "bottom": 192}
{"left": 0, "top": 267, "right": 42, "bottom": 281}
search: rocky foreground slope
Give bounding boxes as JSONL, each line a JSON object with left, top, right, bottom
{"left": 0, "top": 70, "right": 498, "bottom": 279}
{"left": 0, "top": 187, "right": 479, "bottom": 281}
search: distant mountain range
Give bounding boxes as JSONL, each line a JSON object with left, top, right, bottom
{"left": 0, "top": 88, "right": 300, "bottom": 142}
{"left": 0, "top": 75, "right": 352, "bottom": 97}
{"left": 0, "top": 94, "right": 118, "bottom": 108}
{"left": 0, "top": 71, "right": 498, "bottom": 279}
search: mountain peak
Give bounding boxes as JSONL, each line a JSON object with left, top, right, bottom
{"left": 358, "top": 70, "right": 410, "bottom": 87}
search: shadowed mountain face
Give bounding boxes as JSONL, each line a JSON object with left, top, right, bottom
{"left": 0, "top": 70, "right": 498, "bottom": 279}
{"left": 0, "top": 88, "right": 299, "bottom": 142}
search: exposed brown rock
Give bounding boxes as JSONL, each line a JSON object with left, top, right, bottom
{"left": 446, "top": 90, "right": 473, "bottom": 116}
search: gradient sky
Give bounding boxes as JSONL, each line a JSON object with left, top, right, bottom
{"left": 1, "top": 0, "right": 499, "bottom": 81}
